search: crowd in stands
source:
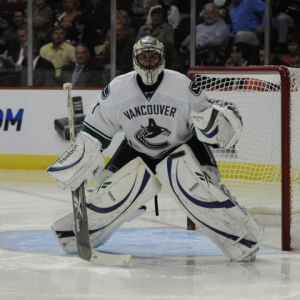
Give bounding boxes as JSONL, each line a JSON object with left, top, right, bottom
{"left": 0, "top": 0, "right": 299, "bottom": 87}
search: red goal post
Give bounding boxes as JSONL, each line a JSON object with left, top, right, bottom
{"left": 186, "top": 66, "right": 300, "bottom": 251}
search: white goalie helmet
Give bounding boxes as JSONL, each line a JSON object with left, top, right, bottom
{"left": 133, "top": 36, "right": 165, "bottom": 85}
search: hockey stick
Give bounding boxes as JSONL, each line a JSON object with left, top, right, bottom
{"left": 63, "top": 83, "right": 131, "bottom": 266}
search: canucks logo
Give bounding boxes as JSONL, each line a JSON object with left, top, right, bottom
{"left": 189, "top": 82, "right": 202, "bottom": 96}
{"left": 134, "top": 118, "right": 171, "bottom": 150}
{"left": 101, "top": 85, "right": 110, "bottom": 100}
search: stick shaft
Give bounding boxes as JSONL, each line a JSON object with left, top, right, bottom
{"left": 65, "top": 83, "right": 91, "bottom": 259}
{"left": 154, "top": 195, "right": 159, "bottom": 216}
{"left": 63, "top": 83, "right": 131, "bottom": 265}
{"left": 66, "top": 87, "right": 75, "bottom": 142}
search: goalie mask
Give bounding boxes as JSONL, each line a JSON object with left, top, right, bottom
{"left": 133, "top": 36, "right": 165, "bottom": 85}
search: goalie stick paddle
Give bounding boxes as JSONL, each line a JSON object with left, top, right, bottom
{"left": 63, "top": 83, "right": 131, "bottom": 266}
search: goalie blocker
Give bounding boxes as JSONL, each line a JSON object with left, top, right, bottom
{"left": 47, "top": 132, "right": 104, "bottom": 191}
{"left": 156, "top": 144, "right": 265, "bottom": 262}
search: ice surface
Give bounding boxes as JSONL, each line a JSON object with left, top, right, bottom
{"left": 1, "top": 170, "right": 300, "bottom": 300}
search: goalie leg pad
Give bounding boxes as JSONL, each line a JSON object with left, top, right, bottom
{"left": 52, "top": 157, "right": 161, "bottom": 254}
{"left": 156, "top": 144, "right": 265, "bottom": 262}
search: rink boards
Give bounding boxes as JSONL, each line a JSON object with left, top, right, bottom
{"left": 0, "top": 88, "right": 285, "bottom": 183}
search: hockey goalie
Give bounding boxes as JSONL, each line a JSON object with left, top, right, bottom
{"left": 47, "top": 36, "right": 264, "bottom": 262}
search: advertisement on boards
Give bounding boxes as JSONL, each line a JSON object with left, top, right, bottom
{"left": 0, "top": 89, "right": 124, "bottom": 169}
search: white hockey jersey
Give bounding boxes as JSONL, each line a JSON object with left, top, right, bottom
{"left": 84, "top": 69, "right": 212, "bottom": 158}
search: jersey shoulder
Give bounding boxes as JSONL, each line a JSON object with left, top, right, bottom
{"left": 99, "top": 71, "right": 138, "bottom": 105}
{"left": 162, "top": 70, "right": 203, "bottom": 99}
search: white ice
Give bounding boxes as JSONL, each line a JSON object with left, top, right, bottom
{"left": 1, "top": 170, "right": 300, "bottom": 300}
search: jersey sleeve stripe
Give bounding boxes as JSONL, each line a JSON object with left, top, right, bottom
{"left": 92, "top": 102, "right": 100, "bottom": 114}
{"left": 190, "top": 123, "right": 194, "bottom": 132}
{"left": 83, "top": 121, "right": 113, "bottom": 140}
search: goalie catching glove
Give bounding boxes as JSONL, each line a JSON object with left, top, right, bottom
{"left": 191, "top": 104, "right": 243, "bottom": 149}
{"left": 47, "top": 132, "right": 104, "bottom": 190}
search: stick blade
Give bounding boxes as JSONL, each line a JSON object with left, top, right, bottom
{"left": 77, "top": 245, "right": 131, "bottom": 266}
{"left": 89, "top": 250, "right": 132, "bottom": 266}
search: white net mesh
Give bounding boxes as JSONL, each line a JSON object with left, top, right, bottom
{"left": 188, "top": 66, "right": 300, "bottom": 249}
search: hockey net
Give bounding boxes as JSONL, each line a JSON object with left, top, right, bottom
{"left": 186, "top": 66, "right": 300, "bottom": 251}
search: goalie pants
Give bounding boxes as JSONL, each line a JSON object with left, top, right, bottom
{"left": 105, "top": 136, "right": 217, "bottom": 174}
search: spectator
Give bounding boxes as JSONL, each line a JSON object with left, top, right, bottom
{"left": 233, "top": 30, "right": 260, "bottom": 47}
{"left": 225, "top": 42, "right": 252, "bottom": 66}
{"left": 272, "top": 0, "right": 297, "bottom": 50}
{"left": 281, "top": 32, "right": 300, "bottom": 65}
{"left": 196, "top": 44, "right": 224, "bottom": 66}
{"left": 290, "top": 50, "right": 300, "bottom": 68}
{"left": 67, "top": 14, "right": 98, "bottom": 57}
{"left": 180, "top": 44, "right": 224, "bottom": 72}
{"left": 32, "top": 0, "right": 54, "bottom": 42}
{"left": 213, "top": 0, "right": 231, "bottom": 23}
{"left": 146, "top": 0, "right": 180, "bottom": 29}
{"left": 105, "top": 10, "right": 137, "bottom": 44}
{"left": 94, "top": 34, "right": 107, "bottom": 59}
{"left": 229, "top": 0, "right": 265, "bottom": 45}
{"left": 97, "top": 10, "right": 136, "bottom": 61}
{"left": 8, "top": 24, "right": 28, "bottom": 65}
{"left": 54, "top": 0, "right": 81, "bottom": 35}
{"left": 0, "top": 15, "right": 9, "bottom": 38}
{"left": 132, "top": 0, "right": 159, "bottom": 18}
{"left": 135, "top": 7, "right": 174, "bottom": 45}
{"left": 188, "top": 44, "right": 229, "bottom": 89}
{"left": 258, "top": 44, "right": 290, "bottom": 66}
{"left": 287, "top": 32, "right": 300, "bottom": 55}
{"left": 180, "top": 4, "right": 230, "bottom": 57}
{"left": 99, "top": 22, "right": 135, "bottom": 86}
{"left": 40, "top": 26, "right": 76, "bottom": 77}
{"left": 115, "top": 10, "right": 136, "bottom": 40}
{"left": 0, "top": 9, "right": 25, "bottom": 52}
{"left": 82, "top": 0, "right": 110, "bottom": 37}
{"left": 60, "top": 43, "right": 99, "bottom": 87}
{"left": 17, "top": 41, "right": 56, "bottom": 87}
